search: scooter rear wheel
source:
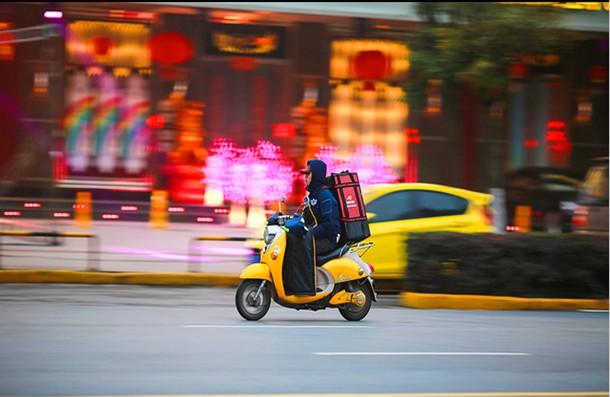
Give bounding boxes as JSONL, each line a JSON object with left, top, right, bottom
{"left": 236, "top": 280, "right": 271, "bottom": 321}
{"left": 338, "top": 281, "right": 372, "bottom": 321}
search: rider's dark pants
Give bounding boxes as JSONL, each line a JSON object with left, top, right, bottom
{"left": 315, "top": 238, "right": 337, "bottom": 257}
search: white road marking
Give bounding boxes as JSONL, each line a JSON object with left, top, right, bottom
{"left": 14, "top": 392, "right": 606, "bottom": 397}
{"left": 313, "top": 352, "right": 531, "bottom": 356}
{"left": 181, "top": 325, "right": 373, "bottom": 329}
{"left": 579, "top": 309, "right": 608, "bottom": 313}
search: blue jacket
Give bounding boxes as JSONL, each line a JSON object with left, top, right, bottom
{"left": 305, "top": 160, "right": 341, "bottom": 242}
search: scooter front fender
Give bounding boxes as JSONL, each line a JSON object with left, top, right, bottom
{"left": 239, "top": 262, "right": 272, "bottom": 282}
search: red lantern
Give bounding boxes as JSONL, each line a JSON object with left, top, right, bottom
{"left": 351, "top": 50, "right": 391, "bottom": 81}
{"left": 149, "top": 32, "right": 194, "bottom": 66}
{"left": 92, "top": 36, "right": 113, "bottom": 56}
{"left": 146, "top": 115, "right": 164, "bottom": 129}
{"left": 272, "top": 123, "right": 296, "bottom": 139}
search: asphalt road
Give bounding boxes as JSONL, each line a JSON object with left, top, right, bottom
{"left": 0, "top": 285, "right": 607, "bottom": 396}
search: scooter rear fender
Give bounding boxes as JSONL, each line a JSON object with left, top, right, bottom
{"left": 322, "top": 252, "right": 370, "bottom": 283}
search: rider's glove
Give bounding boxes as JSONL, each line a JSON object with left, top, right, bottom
{"left": 284, "top": 215, "right": 306, "bottom": 236}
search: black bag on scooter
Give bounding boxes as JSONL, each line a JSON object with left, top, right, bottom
{"left": 283, "top": 230, "right": 316, "bottom": 296}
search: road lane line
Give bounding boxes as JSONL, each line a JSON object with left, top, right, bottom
{"left": 181, "top": 325, "right": 374, "bottom": 328}
{"left": 313, "top": 352, "right": 531, "bottom": 356}
{"left": 5, "top": 392, "right": 607, "bottom": 397}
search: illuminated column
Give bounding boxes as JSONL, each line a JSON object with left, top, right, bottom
{"left": 203, "top": 155, "right": 225, "bottom": 206}
{"left": 65, "top": 70, "right": 94, "bottom": 173}
{"left": 122, "top": 74, "right": 149, "bottom": 175}
{"left": 229, "top": 203, "right": 247, "bottom": 226}
{"left": 246, "top": 199, "right": 266, "bottom": 229}
{"left": 94, "top": 71, "right": 120, "bottom": 173}
{"left": 329, "top": 83, "right": 354, "bottom": 160}
{"left": 384, "top": 86, "right": 408, "bottom": 175}
{"left": 360, "top": 87, "right": 376, "bottom": 146}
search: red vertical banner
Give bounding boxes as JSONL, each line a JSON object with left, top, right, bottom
{"left": 208, "top": 73, "right": 225, "bottom": 142}
{"left": 251, "top": 75, "right": 268, "bottom": 143}
{"left": 405, "top": 128, "right": 420, "bottom": 182}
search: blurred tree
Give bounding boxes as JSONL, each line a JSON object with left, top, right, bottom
{"left": 406, "top": 3, "right": 573, "bottom": 188}
{"left": 407, "top": 3, "right": 567, "bottom": 108}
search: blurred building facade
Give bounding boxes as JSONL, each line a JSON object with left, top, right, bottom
{"left": 0, "top": 2, "right": 607, "bottom": 202}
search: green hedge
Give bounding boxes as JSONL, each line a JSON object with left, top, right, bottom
{"left": 404, "top": 233, "right": 609, "bottom": 299}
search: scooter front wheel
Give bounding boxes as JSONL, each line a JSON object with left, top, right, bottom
{"left": 235, "top": 280, "right": 271, "bottom": 321}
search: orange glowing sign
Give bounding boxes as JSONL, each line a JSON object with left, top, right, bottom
{"left": 0, "top": 26, "right": 14, "bottom": 61}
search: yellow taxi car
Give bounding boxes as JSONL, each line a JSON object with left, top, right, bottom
{"left": 360, "top": 183, "right": 495, "bottom": 279}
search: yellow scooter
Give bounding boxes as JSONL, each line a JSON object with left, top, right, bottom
{"left": 235, "top": 214, "right": 376, "bottom": 321}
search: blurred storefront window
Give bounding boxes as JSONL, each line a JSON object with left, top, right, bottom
{"left": 329, "top": 39, "right": 409, "bottom": 177}
{"left": 61, "top": 20, "right": 152, "bottom": 187}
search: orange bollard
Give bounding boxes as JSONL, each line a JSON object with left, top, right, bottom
{"left": 514, "top": 205, "right": 532, "bottom": 233}
{"left": 74, "top": 191, "right": 92, "bottom": 228}
{"left": 150, "top": 190, "right": 168, "bottom": 229}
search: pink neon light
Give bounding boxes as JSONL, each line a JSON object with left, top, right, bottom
{"left": 214, "top": 208, "right": 229, "bottom": 214}
{"left": 53, "top": 212, "right": 71, "bottom": 218}
{"left": 3, "top": 211, "right": 21, "bottom": 217}
{"left": 316, "top": 144, "right": 399, "bottom": 187}
{"left": 102, "top": 214, "right": 119, "bottom": 220}
{"left": 203, "top": 139, "right": 294, "bottom": 204}
{"left": 168, "top": 207, "right": 185, "bottom": 213}
{"left": 121, "top": 206, "right": 138, "bottom": 211}
{"left": 24, "top": 202, "right": 41, "bottom": 208}
{"left": 196, "top": 217, "right": 214, "bottom": 223}
{"left": 44, "top": 10, "right": 63, "bottom": 19}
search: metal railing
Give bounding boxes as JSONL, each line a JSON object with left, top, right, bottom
{"left": 188, "top": 236, "right": 262, "bottom": 273}
{"left": 0, "top": 231, "right": 100, "bottom": 271}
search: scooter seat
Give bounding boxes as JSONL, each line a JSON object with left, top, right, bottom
{"left": 316, "top": 244, "right": 349, "bottom": 266}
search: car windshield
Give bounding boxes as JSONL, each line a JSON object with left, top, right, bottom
{"left": 539, "top": 174, "right": 580, "bottom": 192}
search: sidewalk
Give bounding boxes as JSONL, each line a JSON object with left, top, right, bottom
{"left": 0, "top": 219, "right": 258, "bottom": 275}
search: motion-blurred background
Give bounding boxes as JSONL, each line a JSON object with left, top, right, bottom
{"left": 0, "top": 3, "right": 607, "bottom": 276}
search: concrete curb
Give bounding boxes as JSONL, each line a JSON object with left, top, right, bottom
{"left": 401, "top": 292, "right": 609, "bottom": 310}
{"left": 0, "top": 270, "right": 241, "bottom": 287}
{"left": 2, "top": 271, "right": 608, "bottom": 311}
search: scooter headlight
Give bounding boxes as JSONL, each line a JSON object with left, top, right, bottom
{"left": 263, "top": 228, "right": 275, "bottom": 245}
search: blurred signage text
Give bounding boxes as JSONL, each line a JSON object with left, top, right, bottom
{"left": 206, "top": 23, "right": 286, "bottom": 58}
